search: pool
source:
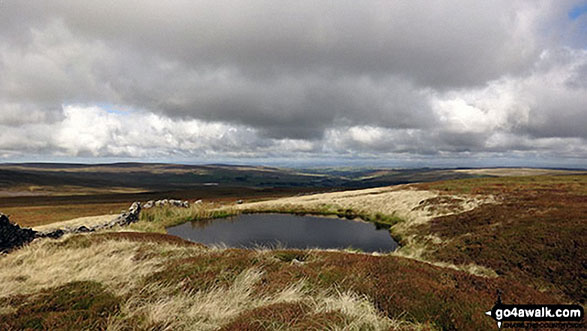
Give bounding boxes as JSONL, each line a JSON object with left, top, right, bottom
{"left": 167, "top": 213, "right": 398, "bottom": 252}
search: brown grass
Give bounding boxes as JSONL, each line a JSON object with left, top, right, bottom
{"left": 414, "top": 175, "right": 587, "bottom": 303}
{"left": 0, "top": 203, "right": 130, "bottom": 228}
{"left": 0, "top": 232, "right": 559, "bottom": 330}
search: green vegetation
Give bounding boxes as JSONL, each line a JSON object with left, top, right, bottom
{"left": 240, "top": 205, "right": 403, "bottom": 227}
{"left": 132, "top": 204, "right": 238, "bottom": 233}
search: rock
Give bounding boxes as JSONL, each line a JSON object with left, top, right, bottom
{"left": 236, "top": 200, "right": 244, "bottom": 204}
{"left": 149, "top": 198, "right": 188, "bottom": 208}
{"left": 0, "top": 213, "right": 37, "bottom": 253}
{"left": 129, "top": 202, "right": 141, "bottom": 214}
{"left": 110, "top": 202, "right": 142, "bottom": 227}
{"left": 37, "top": 229, "right": 64, "bottom": 239}
{"left": 74, "top": 225, "right": 91, "bottom": 233}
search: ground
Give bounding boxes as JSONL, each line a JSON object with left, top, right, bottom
{"left": 0, "top": 172, "right": 585, "bottom": 330}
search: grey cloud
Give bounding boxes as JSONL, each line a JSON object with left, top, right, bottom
{"left": 3, "top": 1, "right": 555, "bottom": 87}
{"left": 0, "top": 0, "right": 585, "bottom": 164}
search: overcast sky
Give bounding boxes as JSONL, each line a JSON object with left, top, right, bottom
{"left": 0, "top": 1, "right": 586, "bottom": 167}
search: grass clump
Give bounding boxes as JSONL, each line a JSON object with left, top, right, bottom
{"left": 0, "top": 231, "right": 562, "bottom": 330}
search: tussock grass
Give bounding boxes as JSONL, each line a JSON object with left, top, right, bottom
{"left": 1, "top": 232, "right": 558, "bottom": 329}
{"left": 0, "top": 234, "right": 426, "bottom": 330}
{"left": 0, "top": 234, "right": 205, "bottom": 298}
{"left": 109, "top": 268, "right": 417, "bottom": 331}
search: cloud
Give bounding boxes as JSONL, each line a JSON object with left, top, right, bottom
{"left": 0, "top": 0, "right": 585, "bottom": 165}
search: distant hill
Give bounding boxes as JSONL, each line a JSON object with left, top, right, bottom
{"left": 0, "top": 163, "right": 584, "bottom": 197}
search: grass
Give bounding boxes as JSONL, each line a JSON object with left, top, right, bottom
{"left": 414, "top": 174, "right": 587, "bottom": 303}
{"left": 0, "top": 281, "right": 120, "bottom": 330}
{"left": 132, "top": 204, "right": 238, "bottom": 233}
{"left": 0, "top": 203, "right": 130, "bottom": 228}
{"left": 0, "top": 232, "right": 560, "bottom": 330}
{"left": 1, "top": 174, "right": 584, "bottom": 329}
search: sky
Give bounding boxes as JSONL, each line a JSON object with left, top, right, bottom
{"left": 0, "top": 1, "right": 586, "bottom": 167}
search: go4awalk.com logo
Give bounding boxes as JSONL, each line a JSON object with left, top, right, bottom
{"left": 485, "top": 292, "right": 584, "bottom": 329}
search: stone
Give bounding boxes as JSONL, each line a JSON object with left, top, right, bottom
{"left": 74, "top": 225, "right": 91, "bottom": 233}
{"left": 0, "top": 213, "right": 37, "bottom": 253}
{"left": 129, "top": 202, "right": 141, "bottom": 214}
{"left": 38, "top": 229, "right": 64, "bottom": 239}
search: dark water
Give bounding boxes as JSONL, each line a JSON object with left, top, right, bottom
{"left": 166, "top": 213, "right": 398, "bottom": 252}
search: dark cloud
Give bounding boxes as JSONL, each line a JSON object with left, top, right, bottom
{"left": 0, "top": 0, "right": 585, "bottom": 164}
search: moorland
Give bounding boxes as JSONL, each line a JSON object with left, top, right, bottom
{"left": 0, "top": 163, "right": 585, "bottom": 330}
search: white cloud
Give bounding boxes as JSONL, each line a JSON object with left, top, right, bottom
{"left": 0, "top": 1, "right": 585, "bottom": 165}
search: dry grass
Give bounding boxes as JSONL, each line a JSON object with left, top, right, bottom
{"left": 0, "top": 234, "right": 427, "bottom": 330}
{"left": 108, "top": 269, "right": 409, "bottom": 331}
{"left": 0, "top": 202, "right": 130, "bottom": 228}
{"left": 233, "top": 185, "right": 494, "bottom": 230}
{"left": 0, "top": 235, "right": 178, "bottom": 298}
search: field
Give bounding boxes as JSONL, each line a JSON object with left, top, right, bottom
{"left": 0, "top": 165, "right": 585, "bottom": 329}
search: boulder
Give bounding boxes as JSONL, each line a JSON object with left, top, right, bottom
{"left": 0, "top": 213, "right": 37, "bottom": 253}
{"left": 110, "top": 202, "right": 142, "bottom": 227}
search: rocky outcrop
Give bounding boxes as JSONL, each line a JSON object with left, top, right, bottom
{"left": 0, "top": 213, "right": 37, "bottom": 253}
{"left": 36, "top": 202, "right": 143, "bottom": 239}
{"left": 2, "top": 199, "right": 190, "bottom": 253}
{"left": 106, "top": 201, "right": 141, "bottom": 227}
